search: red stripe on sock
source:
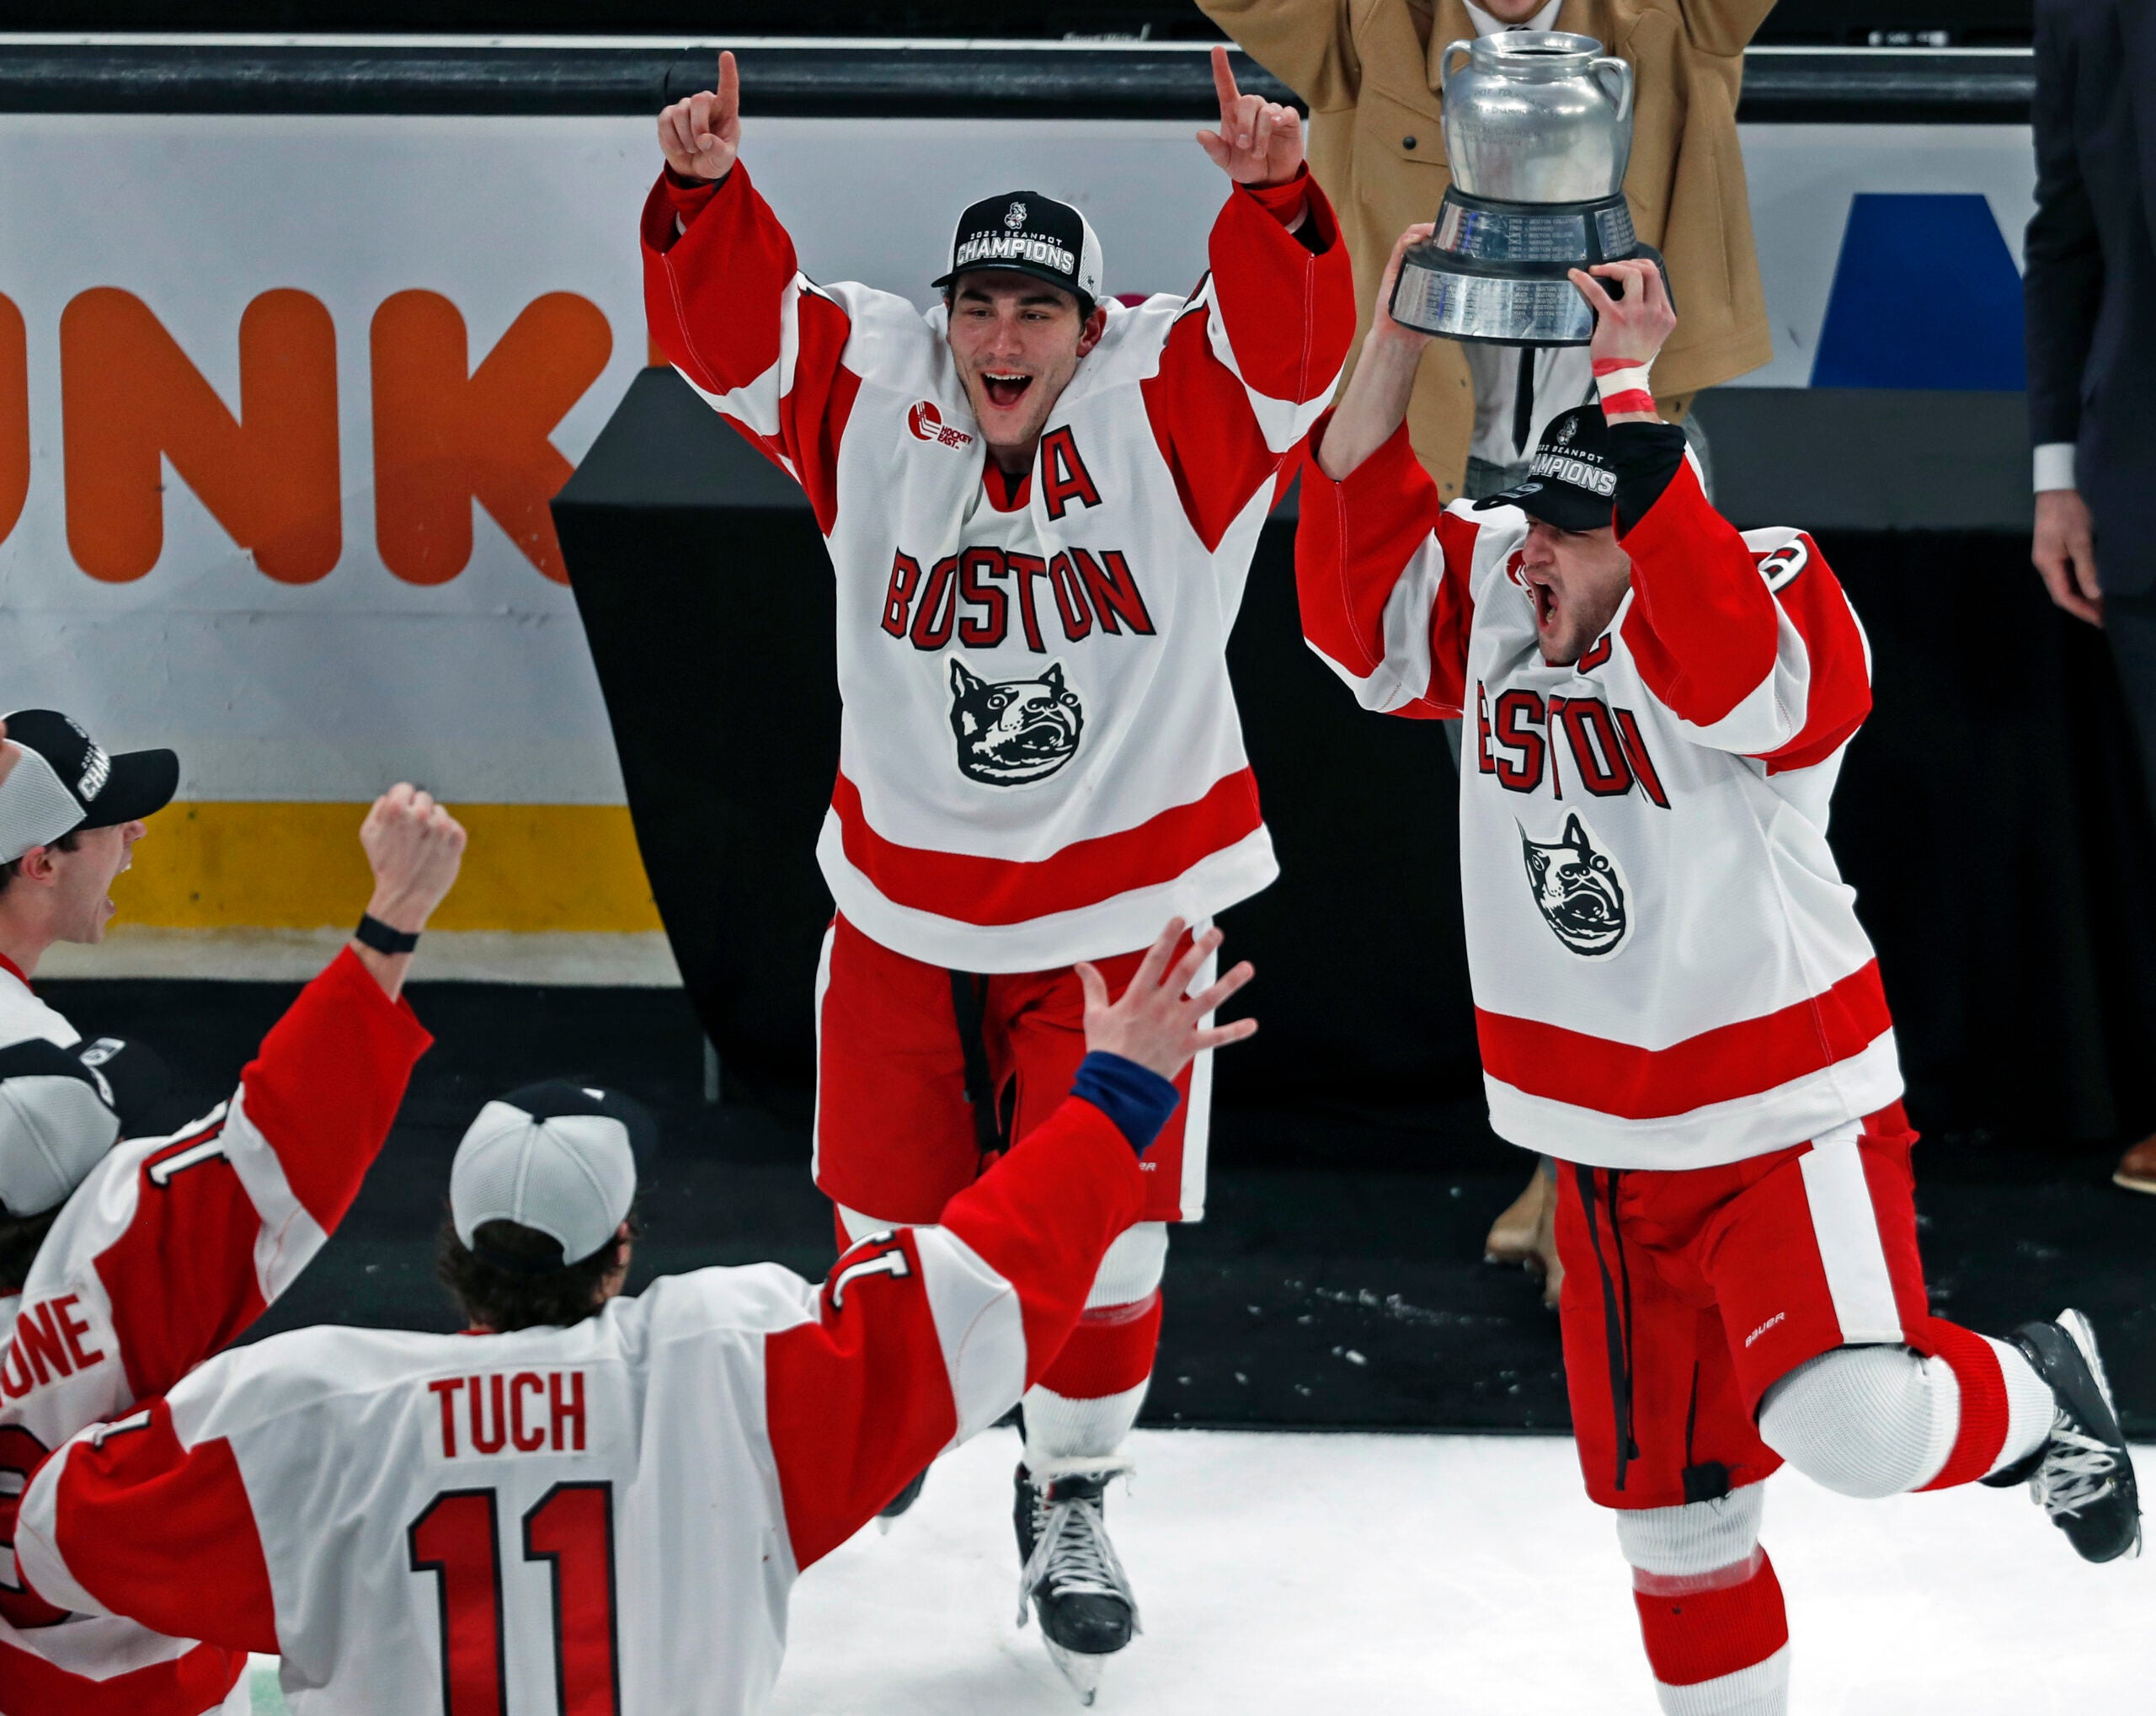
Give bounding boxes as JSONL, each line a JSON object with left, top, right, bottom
{"left": 1632, "top": 1550, "right": 1788, "bottom": 1687}
{"left": 1039, "top": 1291, "right": 1162, "bottom": 1399}
{"left": 1908, "top": 1318, "right": 2009, "bottom": 1489}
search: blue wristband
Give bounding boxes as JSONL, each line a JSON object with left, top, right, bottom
{"left": 1070, "top": 1051, "right": 1182, "bottom": 1156}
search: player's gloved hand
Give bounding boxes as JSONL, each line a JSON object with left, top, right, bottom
{"left": 1076, "top": 920, "right": 1256, "bottom": 1082}
{"left": 659, "top": 49, "right": 741, "bottom": 182}
{"left": 359, "top": 783, "right": 467, "bottom": 936}
{"left": 1196, "top": 45, "right": 1305, "bottom": 190}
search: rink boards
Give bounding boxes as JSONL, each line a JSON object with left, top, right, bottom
{"left": 0, "top": 84, "right": 2036, "bottom": 939}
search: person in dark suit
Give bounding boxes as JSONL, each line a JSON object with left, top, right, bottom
{"left": 2025, "top": 0, "right": 2156, "bottom": 1195}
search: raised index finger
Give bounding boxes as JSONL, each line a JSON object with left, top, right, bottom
{"left": 1210, "top": 43, "right": 1241, "bottom": 118}
{"left": 717, "top": 49, "right": 739, "bottom": 120}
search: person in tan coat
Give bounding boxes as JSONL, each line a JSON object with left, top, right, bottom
{"left": 1203, "top": 0, "right": 1776, "bottom": 1283}
{"left": 1199, "top": 0, "right": 1774, "bottom": 501}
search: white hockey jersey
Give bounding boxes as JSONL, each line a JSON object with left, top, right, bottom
{"left": 0, "top": 949, "right": 433, "bottom": 1715}
{"left": 13, "top": 1097, "right": 1148, "bottom": 1716}
{"left": 0, "top": 954, "right": 75, "bottom": 1051}
{"left": 1298, "top": 420, "right": 1902, "bottom": 1169}
{"left": 641, "top": 164, "right": 1355, "bottom": 971}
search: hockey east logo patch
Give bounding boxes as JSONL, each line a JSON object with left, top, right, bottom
{"left": 947, "top": 659, "right": 1084, "bottom": 786}
{"left": 1518, "top": 812, "right": 1630, "bottom": 957}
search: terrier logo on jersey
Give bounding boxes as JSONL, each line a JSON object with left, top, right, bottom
{"left": 947, "top": 659, "right": 1084, "bottom": 785}
{"left": 908, "top": 401, "right": 974, "bottom": 449}
{"left": 1518, "top": 812, "right": 1630, "bottom": 956}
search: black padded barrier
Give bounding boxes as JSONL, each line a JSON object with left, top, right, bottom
{"left": 0, "top": 38, "right": 2031, "bottom": 123}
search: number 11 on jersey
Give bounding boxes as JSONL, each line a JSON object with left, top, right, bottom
{"left": 408, "top": 1482, "right": 621, "bottom": 1715}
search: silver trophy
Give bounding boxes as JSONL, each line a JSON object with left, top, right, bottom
{"left": 1390, "top": 31, "right": 1666, "bottom": 345}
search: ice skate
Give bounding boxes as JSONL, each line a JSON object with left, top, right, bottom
{"left": 1014, "top": 1457, "right": 1140, "bottom": 1705}
{"left": 874, "top": 1465, "right": 928, "bottom": 1534}
{"left": 1981, "top": 1308, "right": 2142, "bottom": 1563}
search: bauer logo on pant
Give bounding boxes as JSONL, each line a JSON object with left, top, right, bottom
{"left": 1518, "top": 812, "right": 1630, "bottom": 956}
{"left": 947, "top": 659, "right": 1085, "bottom": 785}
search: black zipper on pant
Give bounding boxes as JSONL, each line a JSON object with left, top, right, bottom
{"left": 948, "top": 970, "right": 1006, "bottom": 1166}
{"left": 1574, "top": 1163, "right": 1638, "bottom": 1494}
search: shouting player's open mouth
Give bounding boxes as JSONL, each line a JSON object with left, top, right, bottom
{"left": 979, "top": 370, "right": 1033, "bottom": 412}
{"left": 1525, "top": 569, "right": 1561, "bottom": 634}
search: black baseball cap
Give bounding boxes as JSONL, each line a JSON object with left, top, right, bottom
{"left": 932, "top": 191, "right": 1105, "bottom": 312}
{"left": 1472, "top": 406, "right": 1619, "bottom": 533}
{"left": 0, "top": 710, "right": 179, "bottom": 864}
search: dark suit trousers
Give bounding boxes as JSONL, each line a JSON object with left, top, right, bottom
{"left": 2107, "top": 592, "right": 2156, "bottom": 807}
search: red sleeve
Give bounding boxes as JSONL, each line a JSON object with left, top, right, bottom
{"left": 1295, "top": 413, "right": 1473, "bottom": 719}
{"left": 1141, "top": 172, "right": 1357, "bottom": 551}
{"left": 14, "top": 1401, "right": 280, "bottom": 1655}
{"left": 1619, "top": 463, "right": 1871, "bottom": 760}
{"left": 98, "top": 949, "right": 432, "bottom": 1399}
{"left": 639, "top": 163, "right": 860, "bottom": 532}
{"left": 1753, "top": 533, "right": 1872, "bottom": 772}
{"left": 763, "top": 1096, "right": 1145, "bottom": 1569}
{"left": 1617, "top": 461, "right": 1783, "bottom": 726}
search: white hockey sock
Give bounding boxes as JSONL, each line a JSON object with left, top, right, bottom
{"left": 1619, "top": 1490, "right": 1788, "bottom": 1715}
{"left": 1022, "top": 1378, "right": 1150, "bottom": 1466}
{"left": 1653, "top": 1650, "right": 1790, "bottom": 1716}
{"left": 1758, "top": 1345, "right": 1960, "bottom": 1497}
{"left": 1023, "top": 1223, "right": 1166, "bottom": 1467}
{"left": 1981, "top": 1334, "right": 2057, "bottom": 1476}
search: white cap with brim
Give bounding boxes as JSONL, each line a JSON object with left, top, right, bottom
{"left": 0, "top": 1039, "right": 123, "bottom": 1218}
{"left": 449, "top": 1083, "right": 656, "bottom": 1273}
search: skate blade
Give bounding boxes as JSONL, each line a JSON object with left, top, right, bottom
{"left": 1044, "top": 1640, "right": 1106, "bottom": 1707}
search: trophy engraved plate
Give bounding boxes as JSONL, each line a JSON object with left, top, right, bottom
{"left": 1593, "top": 202, "right": 1636, "bottom": 257}
{"left": 1389, "top": 31, "right": 1670, "bottom": 347}
{"left": 1438, "top": 204, "right": 1589, "bottom": 265}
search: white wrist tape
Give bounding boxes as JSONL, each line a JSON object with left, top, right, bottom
{"left": 1593, "top": 358, "right": 1655, "bottom": 415}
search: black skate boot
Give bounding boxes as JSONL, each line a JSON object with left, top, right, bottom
{"left": 1980, "top": 1308, "right": 2142, "bottom": 1564}
{"left": 875, "top": 1465, "right": 929, "bottom": 1534}
{"left": 1014, "top": 1459, "right": 1139, "bottom": 1705}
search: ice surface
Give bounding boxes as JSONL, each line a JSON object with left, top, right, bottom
{"left": 248, "top": 1428, "right": 2153, "bottom": 1713}
{"left": 770, "top": 1430, "right": 2153, "bottom": 1715}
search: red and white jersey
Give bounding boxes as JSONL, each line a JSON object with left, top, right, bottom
{"left": 642, "top": 166, "right": 1355, "bottom": 971}
{"left": 0, "top": 955, "right": 75, "bottom": 1051}
{"left": 0, "top": 949, "right": 432, "bottom": 1716}
{"left": 1297, "top": 421, "right": 1900, "bottom": 1169}
{"left": 14, "top": 1098, "right": 1145, "bottom": 1716}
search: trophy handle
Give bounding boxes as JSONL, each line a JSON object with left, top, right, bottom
{"left": 1590, "top": 56, "right": 1634, "bottom": 124}
{"left": 1438, "top": 38, "right": 1475, "bottom": 94}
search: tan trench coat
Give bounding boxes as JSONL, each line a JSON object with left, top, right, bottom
{"left": 1199, "top": 0, "right": 1775, "bottom": 499}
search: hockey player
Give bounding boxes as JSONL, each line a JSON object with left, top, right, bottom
{"left": 641, "top": 46, "right": 1353, "bottom": 1690}
{"left": 10, "top": 922, "right": 1254, "bottom": 1716}
{"left": 0, "top": 783, "right": 463, "bottom": 1715}
{"left": 1296, "top": 227, "right": 2140, "bottom": 1713}
{"left": 0, "top": 708, "right": 181, "bottom": 1049}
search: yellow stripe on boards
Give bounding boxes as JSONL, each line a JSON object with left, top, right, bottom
{"left": 109, "top": 803, "right": 664, "bottom": 933}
